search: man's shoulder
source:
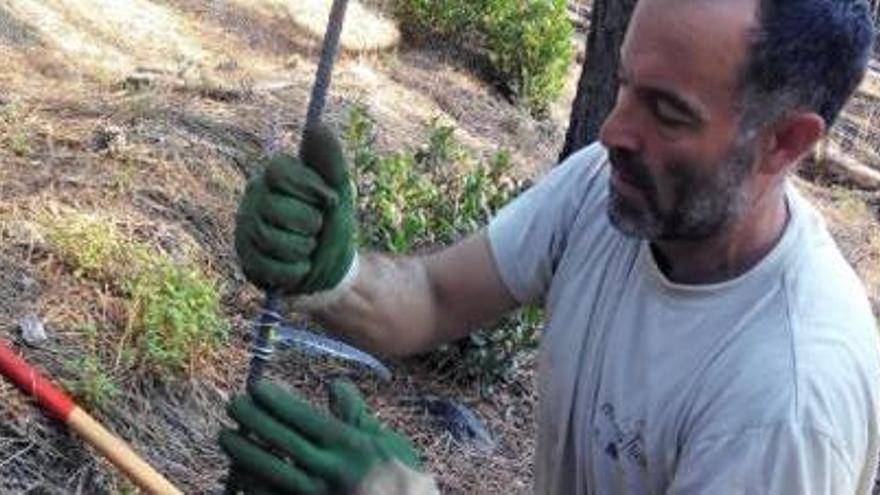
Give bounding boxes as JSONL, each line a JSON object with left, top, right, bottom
{"left": 783, "top": 184, "right": 875, "bottom": 337}
{"left": 686, "top": 323, "right": 880, "bottom": 452}
{"left": 486, "top": 143, "right": 617, "bottom": 303}
{"left": 543, "top": 142, "right": 610, "bottom": 187}
{"left": 564, "top": 142, "right": 610, "bottom": 167}
{"left": 493, "top": 141, "right": 616, "bottom": 249}
{"left": 689, "top": 183, "right": 880, "bottom": 434}
{"left": 689, "top": 250, "right": 880, "bottom": 453}
{"left": 546, "top": 143, "right": 616, "bottom": 235}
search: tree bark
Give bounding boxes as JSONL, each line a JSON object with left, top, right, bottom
{"left": 867, "top": 0, "right": 879, "bottom": 53}
{"left": 559, "top": 0, "right": 638, "bottom": 161}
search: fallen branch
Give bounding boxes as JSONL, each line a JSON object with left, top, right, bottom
{"left": 810, "top": 141, "right": 880, "bottom": 190}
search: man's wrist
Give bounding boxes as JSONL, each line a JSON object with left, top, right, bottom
{"left": 290, "top": 252, "right": 360, "bottom": 311}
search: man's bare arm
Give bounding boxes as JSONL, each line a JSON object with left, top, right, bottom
{"left": 310, "top": 231, "right": 518, "bottom": 356}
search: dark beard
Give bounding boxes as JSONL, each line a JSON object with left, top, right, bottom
{"left": 606, "top": 141, "right": 755, "bottom": 241}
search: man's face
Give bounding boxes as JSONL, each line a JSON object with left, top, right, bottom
{"left": 599, "top": 0, "right": 761, "bottom": 241}
{"left": 606, "top": 137, "right": 755, "bottom": 240}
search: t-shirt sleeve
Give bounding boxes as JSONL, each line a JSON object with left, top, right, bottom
{"left": 667, "top": 423, "right": 856, "bottom": 495}
{"left": 487, "top": 144, "right": 608, "bottom": 304}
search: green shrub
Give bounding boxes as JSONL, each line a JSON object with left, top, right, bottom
{"left": 42, "top": 210, "right": 129, "bottom": 281}
{"left": 344, "top": 105, "right": 541, "bottom": 393}
{"left": 63, "top": 354, "right": 119, "bottom": 410}
{"left": 62, "top": 322, "right": 119, "bottom": 409}
{"left": 481, "top": 0, "right": 573, "bottom": 114}
{"left": 397, "top": 0, "right": 478, "bottom": 32}
{"left": 0, "top": 101, "right": 35, "bottom": 157}
{"left": 41, "top": 210, "right": 229, "bottom": 377}
{"left": 395, "top": 0, "right": 573, "bottom": 115}
{"left": 126, "top": 257, "right": 228, "bottom": 374}
{"left": 432, "top": 305, "right": 542, "bottom": 395}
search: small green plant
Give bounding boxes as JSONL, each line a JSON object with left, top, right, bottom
{"left": 63, "top": 354, "right": 119, "bottom": 409}
{"left": 433, "top": 305, "right": 542, "bottom": 394}
{"left": 7, "top": 130, "right": 31, "bottom": 156}
{"left": 344, "top": 106, "right": 540, "bottom": 392}
{"left": 396, "top": 0, "right": 573, "bottom": 115}
{"left": 41, "top": 210, "right": 129, "bottom": 281}
{"left": 41, "top": 210, "right": 229, "bottom": 377}
{"left": 0, "top": 101, "right": 34, "bottom": 156}
{"left": 110, "top": 153, "right": 141, "bottom": 193}
{"left": 126, "top": 258, "right": 228, "bottom": 374}
{"left": 62, "top": 322, "right": 119, "bottom": 409}
{"left": 397, "top": 0, "right": 479, "bottom": 33}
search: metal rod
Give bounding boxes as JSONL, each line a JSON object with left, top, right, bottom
{"left": 246, "top": 298, "right": 282, "bottom": 391}
{"left": 305, "top": 0, "right": 351, "bottom": 131}
{"left": 246, "top": 0, "right": 351, "bottom": 390}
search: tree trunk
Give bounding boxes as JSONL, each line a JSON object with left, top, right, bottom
{"left": 867, "top": 0, "right": 879, "bottom": 53}
{"left": 875, "top": 0, "right": 880, "bottom": 35}
{"left": 559, "top": 0, "right": 638, "bottom": 161}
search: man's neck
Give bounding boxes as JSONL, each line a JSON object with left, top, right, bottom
{"left": 651, "top": 189, "right": 790, "bottom": 285}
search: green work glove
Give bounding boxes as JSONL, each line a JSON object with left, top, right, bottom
{"left": 235, "top": 124, "right": 356, "bottom": 295}
{"left": 220, "top": 380, "right": 428, "bottom": 495}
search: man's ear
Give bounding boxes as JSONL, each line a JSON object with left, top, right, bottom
{"left": 759, "top": 111, "right": 825, "bottom": 175}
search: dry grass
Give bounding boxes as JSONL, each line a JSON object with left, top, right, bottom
{"left": 1, "top": 0, "right": 399, "bottom": 91}
{"left": 4, "top": 0, "right": 207, "bottom": 78}
{"left": 237, "top": 0, "right": 401, "bottom": 52}
{"left": 861, "top": 69, "right": 880, "bottom": 100}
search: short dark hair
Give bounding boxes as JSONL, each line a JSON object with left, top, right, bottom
{"left": 738, "top": 0, "right": 876, "bottom": 129}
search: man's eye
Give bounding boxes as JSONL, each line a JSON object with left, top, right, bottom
{"left": 653, "top": 99, "right": 689, "bottom": 126}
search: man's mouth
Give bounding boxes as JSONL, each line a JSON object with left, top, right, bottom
{"left": 610, "top": 166, "right": 642, "bottom": 198}
{"left": 608, "top": 150, "right": 648, "bottom": 198}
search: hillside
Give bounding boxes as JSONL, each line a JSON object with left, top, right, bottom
{"left": 0, "top": 1, "right": 877, "bottom": 493}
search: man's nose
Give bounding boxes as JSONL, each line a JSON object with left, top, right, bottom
{"left": 599, "top": 89, "right": 642, "bottom": 153}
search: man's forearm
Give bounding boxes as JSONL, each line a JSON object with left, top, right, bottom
{"left": 309, "top": 252, "right": 448, "bottom": 356}
{"left": 304, "top": 232, "right": 518, "bottom": 357}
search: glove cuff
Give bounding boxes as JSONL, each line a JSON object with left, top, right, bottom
{"left": 290, "top": 252, "right": 360, "bottom": 311}
{"left": 354, "top": 459, "right": 440, "bottom": 495}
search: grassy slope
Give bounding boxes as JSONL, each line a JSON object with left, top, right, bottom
{"left": 0, "top": 1, "right": 876, "bottom": 493}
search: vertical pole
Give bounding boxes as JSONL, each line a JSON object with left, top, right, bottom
{"left": 306, "top": 0, "right": 351, "bottom": 131}
{"left": 246, "top": 0, "right": 351, "bottom": 390}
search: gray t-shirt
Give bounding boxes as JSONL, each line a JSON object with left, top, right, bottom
{"left": 488, "top": 143, "right": 880, "bottom": 494}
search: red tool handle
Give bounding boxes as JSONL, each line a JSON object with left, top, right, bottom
{"left": 0, "top": 339, "right": 182, "bottom": 494}
{"left": 0, "top": 339, "right": 74, "bottom": 420}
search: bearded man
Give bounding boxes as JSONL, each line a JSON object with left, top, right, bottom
{"left": 223, "top": 0, "right": 880, "bottom": 492}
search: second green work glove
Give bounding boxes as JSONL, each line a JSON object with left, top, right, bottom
{"left": 220, "top": 380, "right": 435, "bottom": 495}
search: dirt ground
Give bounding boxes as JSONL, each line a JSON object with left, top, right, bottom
{"left": 0, "top": 1, "right": 877, "bottom": 494}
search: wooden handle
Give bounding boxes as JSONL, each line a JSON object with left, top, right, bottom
{"left": 67, "top": 407, "right": 183, "bottom": 495}
{"left": 0, "top": 340, "right": 182, "bottom": 494}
